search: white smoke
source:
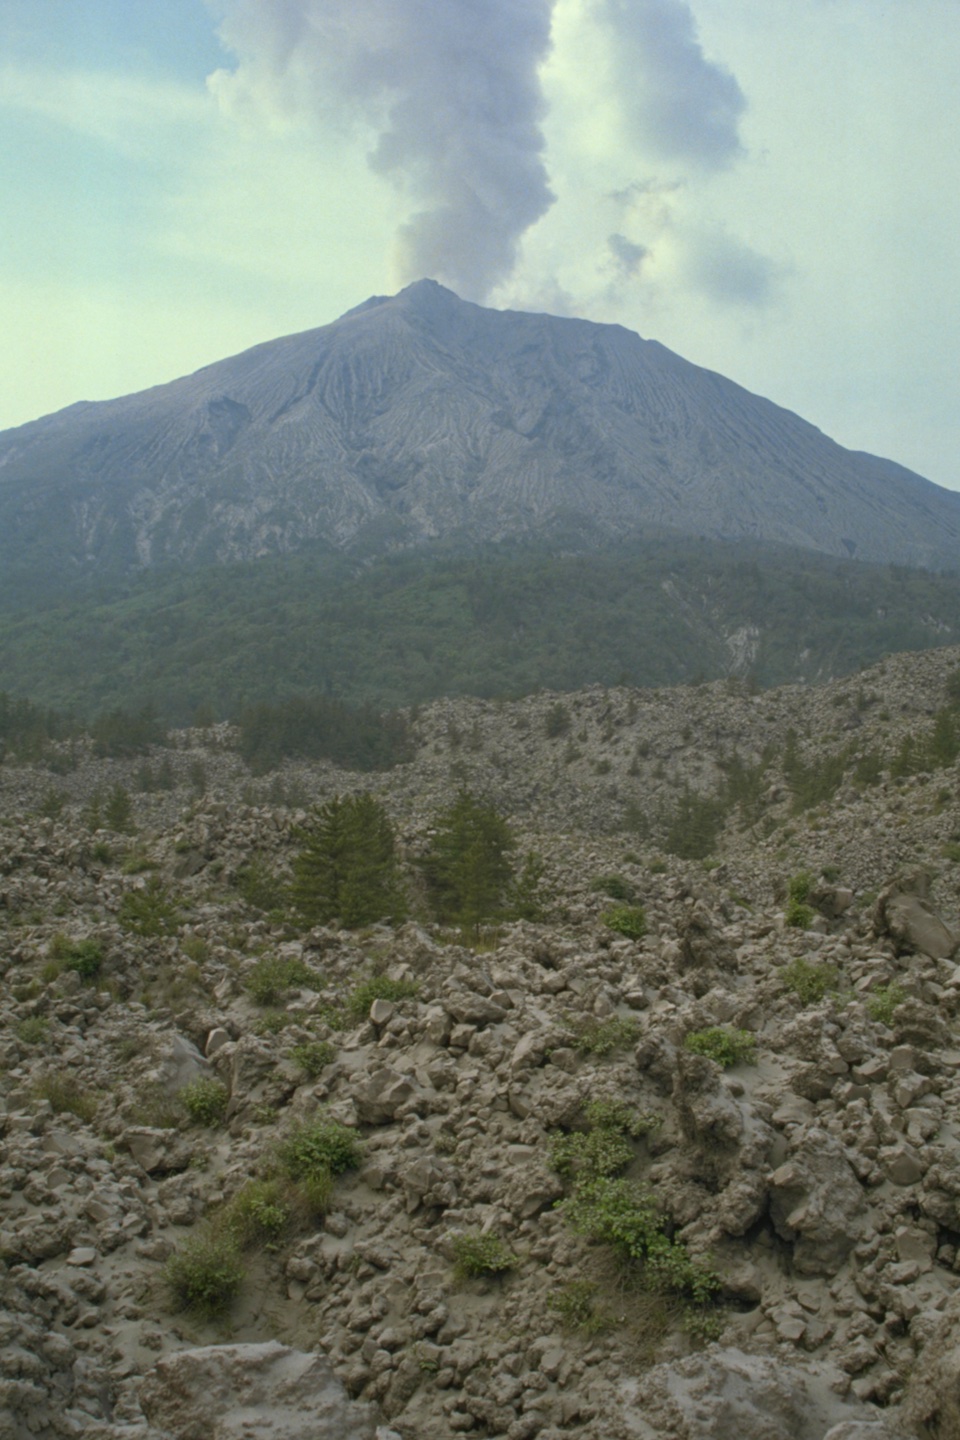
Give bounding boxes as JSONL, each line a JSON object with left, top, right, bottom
{"left": 207, "top": 0, "right": 556, "bottom": 301}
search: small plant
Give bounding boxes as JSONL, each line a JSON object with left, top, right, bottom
{"left": 164, "top": 1231, "right": 245, "bottom": 1317}
{"left": 16, "top": 1016, "right": 49, "bottom": 1045}
{"left": 219, "top": 1179, "right": 291, "bottom": 1248}
{"left": 548, "top": 1280, "right": 611, "bottom": 1335}
{"left": 55, "top": 937, "right": 104, "bottom": 981}
{"left": 544, "top": 702, "right": 572, "bottom": 738}
{"left": 568, "top": 1014, "right": 639, "bottom": 1057}
{"left": 590, "top": 874, "right": 635, "bottom": 902}
{"left": 451, "top": 1231, "right": 516, "bottom": 1279}
{"left": 346, "top": 975, "right": 419, "bottom": 1021}
{"left": 180, "top": 1077, "right": 229, "bottom": 1127}
{"left": 683, "top": 1026, "right": 756, "bottom": 1068}
{"left": 244, "top": 955, "right": 316, "bottom": 1006}
{"left": 867, "top": 982, "right": 906, "bottom": 1026}
{"left": 288, "top": 1040, "right": 336, "bottom": 1078}
{"left": 781, "top": 957, "right": 840, "bottom": 1005}
{"left": 277, "top": 1115, "right": 361, "bottom": 1183}
{"left": 601, "top": 904, "right": 647, "bottom": 939}
{"left": 785, "top": 871, "right": 815, "bottom": 928}
{"left": 118, "top": 879, "right": 181, "bottom": 937}
{"left": 35, "top": 1073, "right": 98, "bottom": 1122}
{"left": 235, "top": 858, "right": 288, "bottom": 914}
{"left": 942, "top": 841, "right": 960, "bottom": 864}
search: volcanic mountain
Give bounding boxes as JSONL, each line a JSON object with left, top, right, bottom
{"left": 2, "top": 278, "right": 959, "bottom": 590}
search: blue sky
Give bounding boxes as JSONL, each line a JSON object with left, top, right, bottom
{"left": 2, "top": 0, "right": 959, "bottom": 494}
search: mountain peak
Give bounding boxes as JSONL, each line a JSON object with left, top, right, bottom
{"left": 1, "top": 284, "right": 959, "bottom": 584}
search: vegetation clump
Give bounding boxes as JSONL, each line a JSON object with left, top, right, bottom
{"left": 784, "top": 871, "right": 815, "bottom": 929}
{"left": 49, "top": 934, "right": 104, "bottom": 980}
{"left": 180, "top": 1077, "right": 229, "bottom": 1127}
{"left": 683, "top": 1026, "right": 756, "bottom": 1068}
{"left": 118, "top": 878, "right": 181, "bottom": 937}
{"left": 601, "top": 903, "right": 647, "bottom": 939}
{"left": 287, "top": 1040, "right": 336, "bottom": 1078}
{"left": 291, "top": 793, "right": 407, "bottom": 929}
{"left": 275, "top": 1114, "right": 362, "bottom": 1215}
{"left": 164, "top": 1231, "right": 245, "bottom": 1317}
{"left": 867, "top": 982, "right": 906, "bottom": 1026}
{"left": 421, "top": 788, "right": 518, "bottom": 932}
{"left": 781, "top": 957, "right": 840, "bottom": 1004}
{"left": 346, "top": 975, "right": 419, "bottom": 1021}
{"left": 244, "top": 955, "right": 316, "bottom": 1007}
{"left": 451, "top": 1232, "right": 516, "bottom": 1279}
{"left": 568, "top": 1014, "right": 639, "bottom": 1057}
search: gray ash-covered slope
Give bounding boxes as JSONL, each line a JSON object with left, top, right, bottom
{"left": 2, "top": 277, "right": 959, "bottom": 582}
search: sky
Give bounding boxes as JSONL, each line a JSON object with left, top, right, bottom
{"left": 2, "top": 0, "right": 959, "bottom": 493}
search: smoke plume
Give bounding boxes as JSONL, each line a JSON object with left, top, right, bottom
{"left": 208, "top": 0, "right": 557, "bottom": 300}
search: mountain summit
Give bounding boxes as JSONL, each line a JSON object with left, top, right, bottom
{"left": 2, "top": 278, "right": 959, "bottom": 586}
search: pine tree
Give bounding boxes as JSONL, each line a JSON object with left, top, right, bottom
{"left": 291, "top": 794, "right": 406, "bottom": 928}
{"left": 421, "top": 790, "right": 517, "bottom": 931}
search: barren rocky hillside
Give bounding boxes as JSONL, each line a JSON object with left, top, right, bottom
{"left": 4, "top": 646, "right": 960, "bottom": 1438}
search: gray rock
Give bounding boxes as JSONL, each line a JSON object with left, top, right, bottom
{"left": 768, "top": 1129, "right": 868, "bottom": 1275}
{"left": 139, "top": 1342, "right": 377, "bottom": 1438}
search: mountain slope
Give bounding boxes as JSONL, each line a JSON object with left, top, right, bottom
{"left": 1, "top": 280, "right": 959, "bottom": 598}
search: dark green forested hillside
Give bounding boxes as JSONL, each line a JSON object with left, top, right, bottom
{"left": 1, "top": 536, "right": 959, "bottom": 722}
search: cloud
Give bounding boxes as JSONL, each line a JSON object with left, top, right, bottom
{"left": 207, "top": 0, "right": 557, "bottom": 301}
{"left": 606, "top": 232, "right": 649, "bottom": 278}
{"left": 594, "top": 0, "right": 746, "bottom": 170}
{"left": 682, "top": 228, "right": 781, "bottom": 307}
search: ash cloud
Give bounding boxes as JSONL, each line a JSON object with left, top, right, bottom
{"left": 597, "top": 0, "right": 746, "bottom": 170}
{"left": 208, "top": 0, "right": 556, "bottom": 301}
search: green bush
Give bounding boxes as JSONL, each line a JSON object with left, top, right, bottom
{"left": 683, "top": 1026, "right": 756, "bottom": 1068}
{"left": 164, "top": 1231, "right": 245, "bottom": 1316}
{"left": 220, "top": 1179, "right": 291, "bottom": 1248}
{"left": 560, "top": 1177, "right": 719, "bottom": 1306}
{"left": 590, "top": 874, "right": 635, "bottom": 901}
{"left": 346, "top": 975, "right": 419, "bottom": 1021}
{"left": 451, "top": 1231, "right": 516, "bottom": 1279}
{"left": 277, "top": 1115, "right": 361, "bottom": 1183}
{"left": 781, "top": 957, "right": 840, "bottom": 1004}
{"left": 234, "top": 857, "right": 287, "bottom": 914}
{"left": 180, "top": 1077, "right": 229, "bottom": 1127}
{"left": 867, "top": 982, "right": 906, "bottom": 1026}
{"left": 568, "top": 1014, "right": 639, "bottom": 1057}
{"left": 288, "top": 1040, "right": 336, "bottom": 1078}
{"left": 244, "top": 955, "right": 316, "bottom": 1007}
{"left": 118, "top": 879, "right": 181, "bottom": 937}
{"left": 16, "top": 1016, "right": 49, "bottom": 1045}
{"left": 601, "top": 903, "right": 647, "bottom": 939}
{"left": 547, "top": 1280, "right": 611, "bottom": 1334}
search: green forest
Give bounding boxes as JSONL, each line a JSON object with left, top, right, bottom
{"left": 1, "top": 534, "right": 959, "bottom": 723}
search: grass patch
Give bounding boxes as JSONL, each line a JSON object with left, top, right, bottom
{"left": 180, "top": 1077, "right": 229, "bottom": 1127}
{"left": 867, "top": 982, "right": 906, "bottom": 1026}
{"left": 244, "top": 955, "right": 316, "bottom": 1006}
{"left": 35, "top": 1073, "right": 98, "bottom": 1122}
{"left": 781, "top": 957, "right": 840, "bottom": 1005}
{"left": 567, "top": 1014, "right": 639, "bottom": 1057}
{"left": 601, "top": 904, "right": 647, "bottom": 940}
{"left": 287, "top": 1040, "right": 336, "bottom": 1078}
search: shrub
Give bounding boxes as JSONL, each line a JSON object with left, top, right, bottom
{"left": 244, "top": 955, "right": 316, "bottom": 1006}
{"left": 591, "top": 874, "right": 635, "bottom": 902}
{"left": 118, "top": 879, "right": 181, "bottom": 938}
{"left": 180, "top": 1077, "right": 229, "bottom": 1127}
{"left": 560, "top": 1177, "right": 719, "bottom": 1306}
{"left": 220, "top": 1179, "right": 291, "bottom": 1248}
{"left": 548, "top": 1280, "right": 611, "bottom": 1335}
{"left": 35, "top": 1073, "right": 98, "bottom": 1122}
{"left": 451, "top": 1231, "right": 516, "bottom": 1279}
{"left": 288, "top": 1040, "right": 336, "bottom": 1078}
{"left": 544, "top": 702, "right": 572, "bottom": 738}
{"left": 346, "top": 975, "right": 419, "bottom": 1021}
{"left": 568, "top": 1015, "right": 639, "bottom": 1057}
{"left": 164, "top": 1231, "right": 245, "bottom": 1316}
{"left": 602, "top": 903, "right": 647, "bottom": 939}
{"left": 277, "top": 1115, "right": 361, "bottom": 1183}
{"left": 867, "top": 982, "right": 906, "bottom": 1026}
{"left": 16, "top": 1016, "right": 49, "bottom": 1045}
{"left": 781, "top": 957, "right": 840, "bottom": 1004}
{"left": 235, "top": 858, "right": 287, "bottom": 914}
{"left": 683, "top": 1027, "right": 756, "bottom": 1068}
{"left": 65, "top": 938, "right": 104, "bottom": 980}
{"left": 785, "top": 871, "right": 815, "bottom": 928}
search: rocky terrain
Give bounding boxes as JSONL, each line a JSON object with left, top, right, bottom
{"left": 3, "top": 280, "right": 960, "bottom": 591}
{"left": 4, "top": 645, "right": 960, "bottom": 1438}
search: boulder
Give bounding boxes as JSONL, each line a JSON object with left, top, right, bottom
{"left": 139, "top": 1341, "right": 377, "bottom": 1440}
{"left": 768, "top": 1129, "right": 868, "bottom": 1275}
